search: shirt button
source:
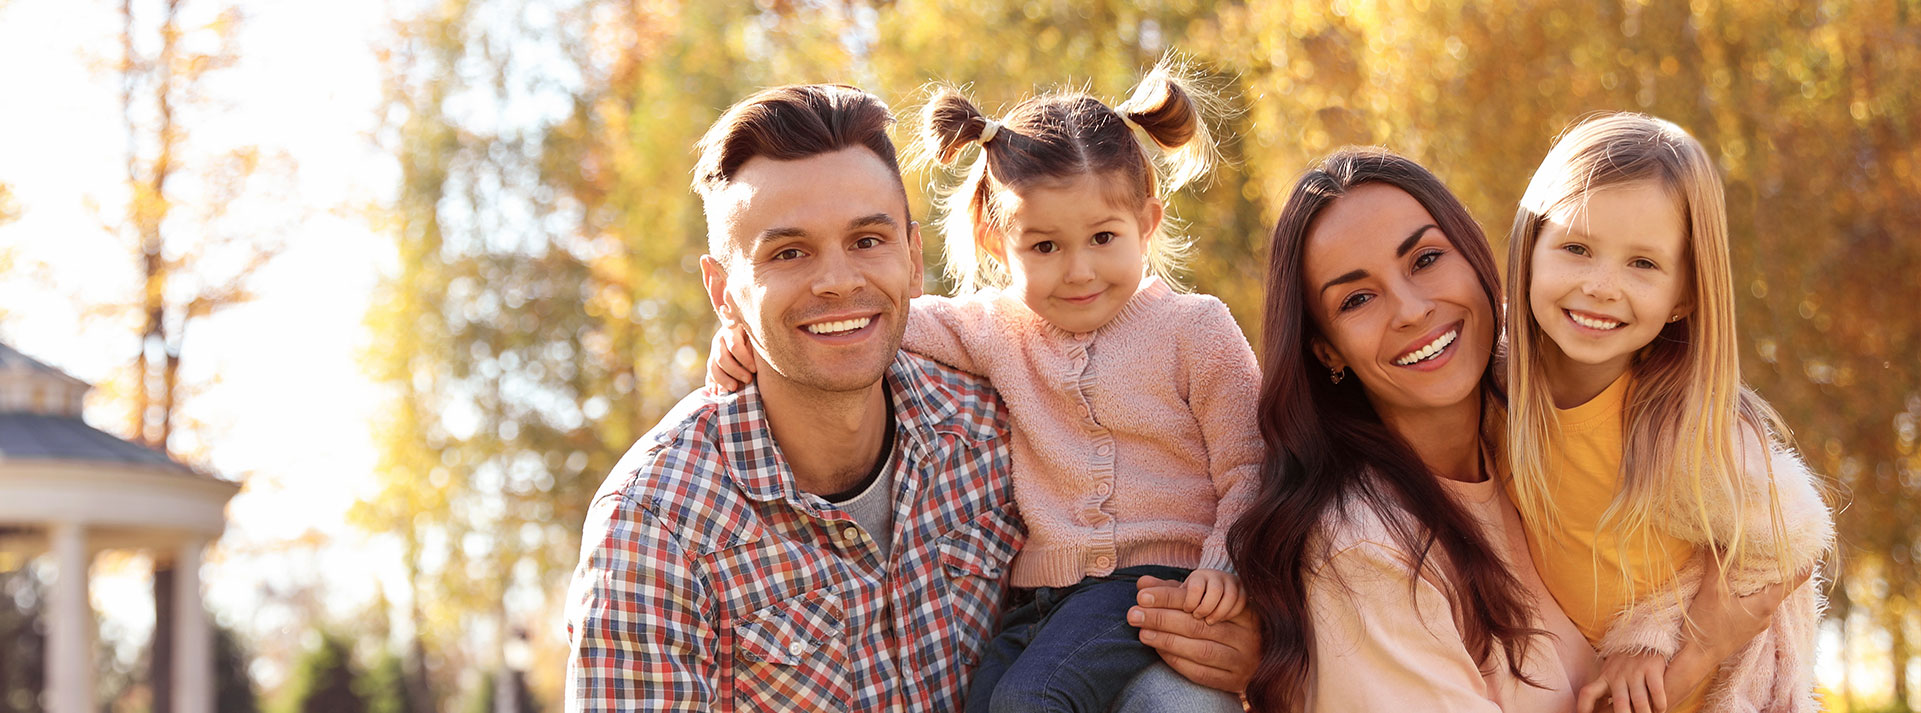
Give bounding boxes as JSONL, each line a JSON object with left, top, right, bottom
{"left": 843, "top": 526, "right": 861, "bottom": 544}
{"left": 1095, "top": 482, "right": 1112, "bottom": 497}
{"left": 787, "top": 641, "right": 805, "bottom": 656}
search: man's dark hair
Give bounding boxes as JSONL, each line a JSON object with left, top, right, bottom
{"left": 693, "top": 84, "right": 903, "bottom": 199}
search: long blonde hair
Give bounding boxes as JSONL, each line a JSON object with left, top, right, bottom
{"left": 1505, "top": 113, "right": 1793, "bottom": 591}
{"left": 914, "top": 57, "right": 1227, "bottom": 293}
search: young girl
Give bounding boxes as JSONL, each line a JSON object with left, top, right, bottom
{"left": 1504, "top": 113, "right": 1835, "bottom": 713}
{"left": 708, "top": 62, "right": 1261, "bottom": 713}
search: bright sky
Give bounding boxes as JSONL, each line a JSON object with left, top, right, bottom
{"left": 0, "top": 0, "right": 405, "bottom": 686}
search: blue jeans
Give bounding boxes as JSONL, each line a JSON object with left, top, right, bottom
{"left": 966, "top": 565, "right": 1199, "bottom": 713}
{"left": 1111, "top": 663, "right": 1245, "bottom": 713}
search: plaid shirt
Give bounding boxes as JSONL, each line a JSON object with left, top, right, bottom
{"left": 565, "top": 353, "right": 1021, "bottom": 712}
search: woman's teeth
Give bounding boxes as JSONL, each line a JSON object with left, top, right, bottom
{"left": 805, "top": 317, "right": 872, "bottom": 335}
{"left": 1569, "top": 311, "right": 1624, "bottom": 330}
{"left": 1394, "top": 329, "right": 1458, "bottom": 366}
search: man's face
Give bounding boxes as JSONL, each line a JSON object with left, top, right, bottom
{"left": 700, "top": 147, "right": 923, "bottom": 395}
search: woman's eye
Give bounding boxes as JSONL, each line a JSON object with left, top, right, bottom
{"left": 1339, "top": 293, "right": 1373, "bottom": 312}
{"left": 1561, "top": 243, "right": 1589, "bottom": 257}
{"left": 1413, "top": 249, "right": 1441, "bottom": 270}
{"left": 1032, "top": 241, "right": 1058, "bottom": 254}
{"left": 1092, "top": 231, "right": 1116, "bottom": 246}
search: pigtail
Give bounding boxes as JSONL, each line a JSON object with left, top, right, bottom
{"left": 920, "top": 86, "right": 992, "bottom": 165}
{"left": 1116, "top": 56, "right": 1229, "bottom": 194}
{"left": 912, "top": 85, "right": 1007, "bottom": 293}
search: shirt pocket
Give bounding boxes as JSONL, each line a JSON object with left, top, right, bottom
{"left": 916, "top": 506, "right": 1022, "bottom": 672}
{"left": 731, "top": 588, "right": 851, "bottom": 709}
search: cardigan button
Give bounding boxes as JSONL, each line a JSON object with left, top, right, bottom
{"left": 1095, "top": 555, "right": 1113, "bottom": 569}
{"left": 1095, "top": 482, "right": 1112, "bottom": 497}
{"left": 1095, "top": 443, "right": 1113, "bottom": 457}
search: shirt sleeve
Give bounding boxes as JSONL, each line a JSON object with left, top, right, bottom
{"left": 566, "top": 491, "right": 718, "bottom": 712}
{"left": 901, "top": 294, "right": 994, "bottom": 375}
{"left": 1306, "top": 542, "right": 1502, "bottom": 713}
{"left": 1183, "top": 298, "right": 1265, "bottom": 572}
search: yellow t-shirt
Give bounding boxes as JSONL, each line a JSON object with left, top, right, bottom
{"left": 1511, "top": 374, "right": 1704, "bottom": 710}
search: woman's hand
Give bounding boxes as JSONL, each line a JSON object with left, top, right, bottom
{"left": 1127, "top": 574, "right": 1259, "bottom": 693}
{"left": 705, "top": 324, "right": 757, "bottom": 393}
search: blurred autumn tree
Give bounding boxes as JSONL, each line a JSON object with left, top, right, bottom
{"left": 363, "top": 0, "right": 1917, "bottom": 708}
{"left": 92, "top": 1, "right": 288, "bottom": 710}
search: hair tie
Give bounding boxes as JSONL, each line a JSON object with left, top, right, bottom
{"left": 979, "top": 119, "right": 1002, "bottom": 144}
{"left": 1119, "top": 113, "right": 1142, "bottom": 134}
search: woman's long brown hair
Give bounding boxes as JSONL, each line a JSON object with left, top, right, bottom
{"left": 1227, "top": 147, "right": 1543, "bottom": 711}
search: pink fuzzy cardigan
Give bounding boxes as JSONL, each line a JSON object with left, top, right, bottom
{"left": 902, "top": 277, "right": 1263, "bottom": 588}
{"left": 1596, "top": 429, "right": 1835, "bottom": 713}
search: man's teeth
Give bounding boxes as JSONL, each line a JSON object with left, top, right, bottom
{"left": 804, "top": 317, "right": 872, "bottom": 335}
{"left": 1569, "top": 312, "right": 1624, "bottom": 330}
{"left": 1394, "top": 329, "right": 1458, "bottom": 366}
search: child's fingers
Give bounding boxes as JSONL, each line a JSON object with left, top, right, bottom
{"left": 1647, "top": 669, "right": 1667, "bottom": 713}
{"left": 1609, "top": 678, "right": 1631, "bottom": 713}
{"left": 1626, "top": 679, "right": 1651, "bottom": 713}
{"left": 724, "top": 326, "right": 757, "bottom": 374}
{"left": 1211, "top": 587, "right": 1244, "bottom": 625}
{"left": 1575, "top": 679, "right": 1607, "bottom": 713}
{"left": 705, "top": 360, "right": 735, "bottom": 393}
{"left": 1195, "top": 585, "right": 1223, "bottom": 621}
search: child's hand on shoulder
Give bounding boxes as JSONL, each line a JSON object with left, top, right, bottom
{"left": 705, "top": 324, "right": 757, "bottom": 394}
{"left": 1178, "top": 568, "right": 1243, "bottom": 625}
{"left": 1577, "top": 651, "right": 1671, "bottom": 713}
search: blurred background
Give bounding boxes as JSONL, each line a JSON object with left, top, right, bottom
{"left": 0, "top": 0, "right": 1914, "bottom": 711}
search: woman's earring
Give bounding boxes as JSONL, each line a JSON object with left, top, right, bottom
{"left": 1669, "top": 314, "right": 1682, "bottom": 323}
{"left": 1329, "top": 366, "right": 1346, "bottom": 384}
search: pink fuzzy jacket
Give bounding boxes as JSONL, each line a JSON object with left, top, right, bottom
{"left": 1596, "top": 428, "right": 1835, "bottom": 713}
{"left": 903, "top": 277, "right": 1263, "bottom": 588}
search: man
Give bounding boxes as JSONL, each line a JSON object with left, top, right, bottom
{"left": 565, "top": 83, "right": 1254, "bottom": 712}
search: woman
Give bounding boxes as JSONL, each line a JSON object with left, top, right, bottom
{"left": 1227, "top": 147, "right": 1596, "bottom": 711}
{"left": 1228, "top": 147, "right": 1800, "bottom": 713}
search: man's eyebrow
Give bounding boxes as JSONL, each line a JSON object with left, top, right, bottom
{"left": 753, "top": 226, "right": 808, "bottom": 247}
{"left": 1320, "top": 269, "right": 1368, "bottom": 295}
{"left": 1395, "top": 224, "right": 1439, "bottom": 257}
{"left": 849, "top": 213, "right": 898, "bottom": 231}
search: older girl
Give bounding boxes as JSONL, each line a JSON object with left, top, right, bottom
{"left": 1505, "top": 113, "right": 1833, "bottom": 713}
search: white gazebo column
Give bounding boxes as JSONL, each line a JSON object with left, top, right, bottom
{"left": 171, "top": 539, "right": 213, "bottom": 713}
{"left": 47, "top": 521, "right": 94, "bottom": 713}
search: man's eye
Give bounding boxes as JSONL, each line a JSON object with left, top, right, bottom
{"left": 1033, "top": 241, "right": 1057, "bottom": 254}
{"left": 855, "top": 236, "right": 883, "bottom": 249}
{"left": 1092, "top": 231, "right": 1116, "bottom": 245}
{"left": 773, "top": 248, "right": 804, "bottom": 261}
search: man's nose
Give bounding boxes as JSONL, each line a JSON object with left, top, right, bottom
{"left": 813, "top": 248, "right": 866, "bottom": 297}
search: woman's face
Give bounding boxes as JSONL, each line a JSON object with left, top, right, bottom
{"left": 1301, "top": 183, "right": 1495, "bottom": 421}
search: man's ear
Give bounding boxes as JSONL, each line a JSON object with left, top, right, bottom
{"left": 700, "top": 254, "right": 740, "bottom": 326}
{"left": 1311, "top": 337, "right": 1346, "bottom": 373}
{"left": 907, "top": 220, "right": 925, "bottom": 299}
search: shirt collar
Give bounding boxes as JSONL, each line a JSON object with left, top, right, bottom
{"left": 717, "top": 352, "right": 956, "bottom": 505}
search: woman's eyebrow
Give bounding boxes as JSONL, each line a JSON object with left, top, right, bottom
{"left": 1395, "top": 224, "right": 1439, "bottom": 257}
{"left": 1320, "top": 269, "right": 1368, "bottom": 296}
